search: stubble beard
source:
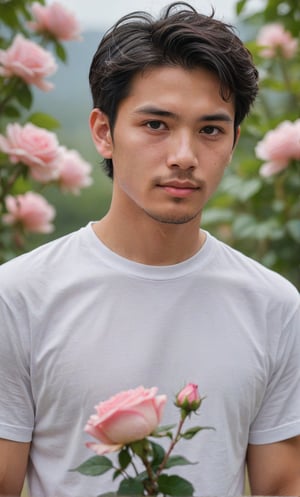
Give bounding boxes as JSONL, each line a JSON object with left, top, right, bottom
{"left": 143, "top": 199, "right": 202, "bottom": 225}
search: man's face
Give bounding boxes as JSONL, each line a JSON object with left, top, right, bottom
{"left": 91, "top": 65, "right": 237, "bottom": 226}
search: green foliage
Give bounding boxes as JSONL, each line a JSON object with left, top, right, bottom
{"left": 203, "top": 0, "right": 300, "bottom": 288}
{"left": 0, "top": 0, "right": 93, "bottom": 263}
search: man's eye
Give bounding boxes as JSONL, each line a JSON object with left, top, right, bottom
{"left": 146, "top": 121, "right": 165, "bottom": 130}
{"left": 201, "top": 126, "right": 220, "bottom": 135}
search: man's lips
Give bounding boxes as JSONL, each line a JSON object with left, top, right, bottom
{"left": 158, "top": 181, "right": 200, "bottom": 198}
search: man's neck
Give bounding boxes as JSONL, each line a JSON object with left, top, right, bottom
{"left": 92, "top": 210, "right": 205, "bottom": 266}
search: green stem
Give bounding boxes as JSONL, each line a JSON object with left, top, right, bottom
{"left": 156, "top": 415, "right": 186, "bottom": 477}
{"left": 140, "top": 455, "right": 158, "bottom": 495}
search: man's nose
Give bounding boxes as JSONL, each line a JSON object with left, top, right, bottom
{"left": 166, "top": 132, "right": 198, "bottom": 170}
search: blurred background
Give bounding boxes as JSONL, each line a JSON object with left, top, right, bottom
{"left": 32, "top": 0, "right": 254, "bottom": 242}
{"left": 1, "top": 0, "right": 299, "bottom": 288}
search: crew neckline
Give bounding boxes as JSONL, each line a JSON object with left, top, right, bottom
{"left": 81, "top": 222, "right": 217, "bottom": 280}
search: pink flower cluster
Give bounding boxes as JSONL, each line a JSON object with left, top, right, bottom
{"left": 0, "top": 122, "right": 93, "bottom": 233}
{"left": 3, "top": 192, "right": 55, "bottom": 234}
{"left": 29, "top": 2, "right": 82, "bottom": 41}
{"left": 256, "top": 23, "right": 298, "bottom": 59}
{"left": 0, "top": 34, "right": 57, "bottom": 91}
{"left": 0, "top": 122, "right": 93, "bottom": 191}
{"left": 255, "top": 119, "right": 300, "bottom": 177}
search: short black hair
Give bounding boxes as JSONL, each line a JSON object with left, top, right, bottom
{"left": 89, "top": 2, "right": 259, "bottom": 178}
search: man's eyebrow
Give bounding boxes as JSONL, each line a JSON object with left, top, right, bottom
{"left": 134, "top": 106, "right": 177, "bottom": 118}
{"left": 134, "top": 106, "right": 233, "bottom": 122}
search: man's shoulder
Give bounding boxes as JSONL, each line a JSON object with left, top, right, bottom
{"left": 0, "top": 226, "right": 86, "bottom": 289}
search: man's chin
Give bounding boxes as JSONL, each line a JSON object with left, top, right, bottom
{"left": 145, "top": 209, "right": 201, "bottom": 225}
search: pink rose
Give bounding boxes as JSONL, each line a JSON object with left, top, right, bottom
{"left": 0, "top": 122, "right": 61, "bottom": 182}
{"left": 57, "top": 148, "right": 93, "bottom": 194}
{"left": 0, "top": 34, "right": 57, "bottom": 91}
{"left": 85, "top": 386, "right": 167, "bottom": 455}
{"left": 3, "top": 192, "right": 55, "bottom": 233}
{"left": 29, "top": 2, "right": 82, "bottom": 41}
{"left": 256, "top": 23, "right": 298, "bottom": 59}
{"left": 259, "top": 161, "right": 289, "bottom": 177}
{"left": 255, "top": 120, "right": 300, "bottom": 177}
{"left": 175, "top": 383, "right": 201, "bottom": 412}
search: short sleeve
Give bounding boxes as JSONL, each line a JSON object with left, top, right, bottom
{"left": 0, "top": 295, "right": 34, "bottom": 442}
{"left": 249, "top": 302, "right": 300, "bottom": 444}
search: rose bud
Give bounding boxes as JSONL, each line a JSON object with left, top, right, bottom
{"left": 175, "top": 383, "right": 201, "bottom": 415}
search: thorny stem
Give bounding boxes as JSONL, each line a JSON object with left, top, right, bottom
{"left": 140, "top": 455, "right": 158, "bottom": 495}
{"left": 156, "top": 415, "right": 187, "bottom": 477}
{"left": 138, "top": 414, "right": 188, "bottom": 494}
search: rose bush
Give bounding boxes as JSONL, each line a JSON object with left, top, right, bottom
{"left": 0, "top": 0, "right": 93, "bottom": 262}
{"left": 85, "top": 386, "right": 167, "bottom": 455}
{"left": 0, "top": 34, "right": 57, "bottom": 91}
{"left": 202, "top": 0, "right": 300, "bottom": 289}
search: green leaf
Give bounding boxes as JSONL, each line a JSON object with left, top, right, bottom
{"left": 2, "top": 105, "right": 21, "bottom": 118}
{"left": 0, "top": 4, "right": 20, "bottom": 29}
{"left": 55, "top": 41, "right": 67, "bottom": 62}
{"left": 129, "top": 439, "right": 148, "bottom": 458}
{"left": 117, "top": 478, "right": 144, "bottom": 496}
{"left": 28, "top": 112, "right": 60, "bottom": 130}
{"left": 113, "top": 469, "right": 122, "bottom": 481}
{"left": 181, "top": 425, "right": 215, "bottom": 440}
{"left": 150, "top": 440, "right": 165, "bottom": 466}
{"left": 157, "top": 474, "right": 194, "bottom": 496}
{"left": 15, "top": 83, "right": 33, "bottom": 109}
{"left": 164, "top": 455, "right": 197, "bottom": 469}
{"left": 118, "top": 448, "right": 131, "bottom": 470}
{"left": 70, "top": 455, "right": 113, "bottom": 476}
{"left": 286, "top": 220, "right": 300, "bottom": 243}
{"left": 236, "top": 0, "right": 248, "bottom": 15}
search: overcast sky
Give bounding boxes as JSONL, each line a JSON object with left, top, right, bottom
{"left": 46, "top": 0, "right": 262, "bottom": 31}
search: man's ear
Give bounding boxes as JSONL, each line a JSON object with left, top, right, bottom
{"left": 89, "top": 108, "right": 113, "bottom": 158}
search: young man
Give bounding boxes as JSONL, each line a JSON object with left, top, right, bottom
{"left": 0, "top": 3, "right": 299, "bottom": 496}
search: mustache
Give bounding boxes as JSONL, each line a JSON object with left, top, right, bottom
{"left": 153, "top": 172, "right": 204, "bottom": 188}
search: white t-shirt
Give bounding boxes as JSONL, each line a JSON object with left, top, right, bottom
{"left": 0, "top": 223, "right": 299, "bottom": 497}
